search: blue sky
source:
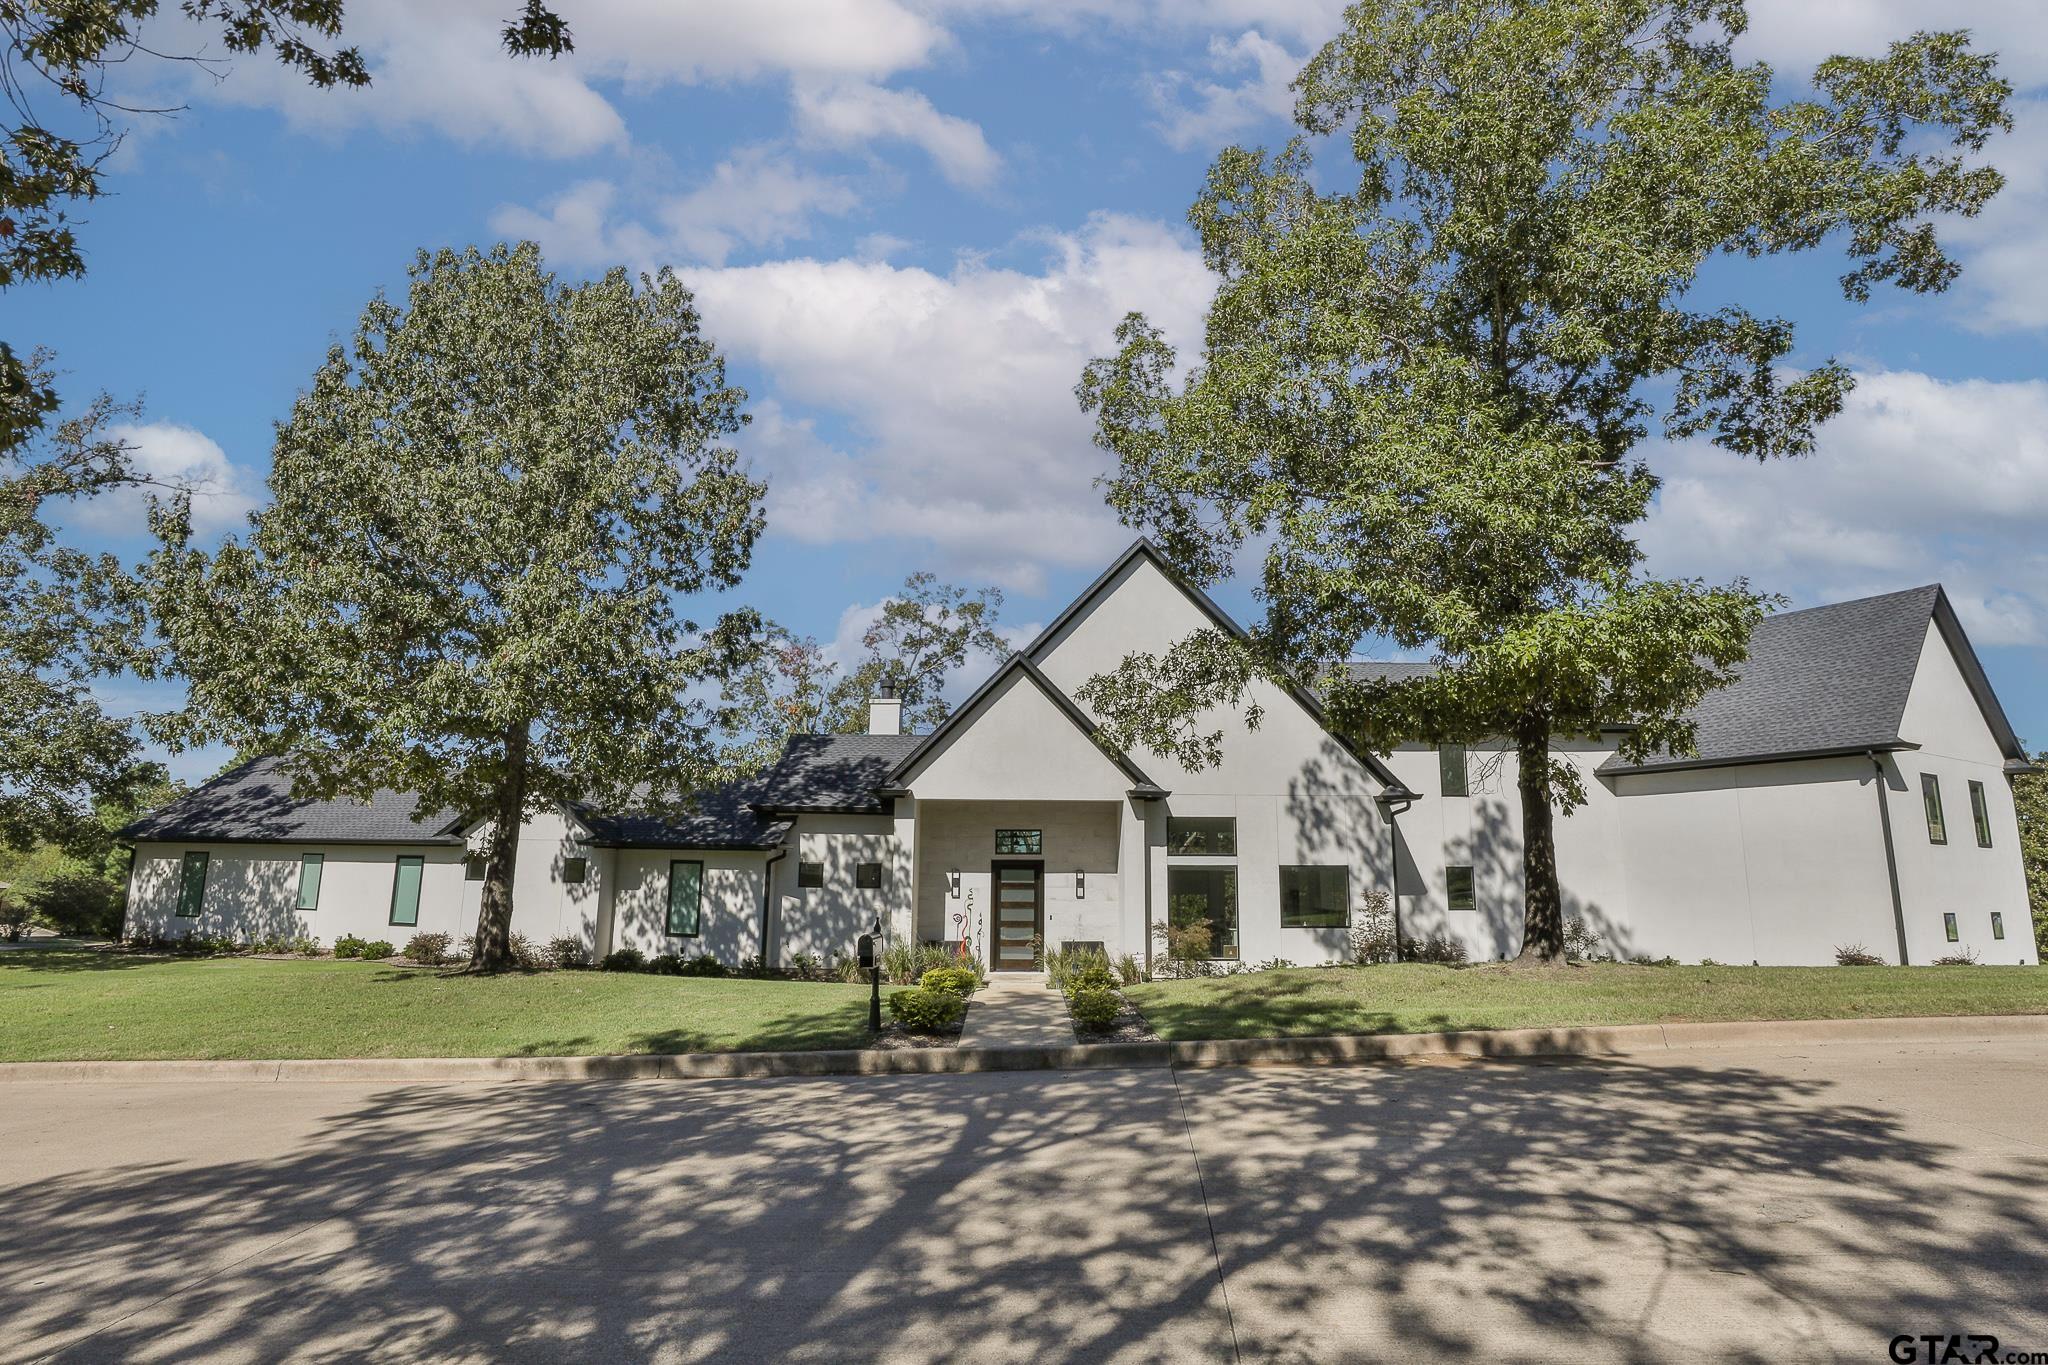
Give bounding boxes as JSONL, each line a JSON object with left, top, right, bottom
{"left": 17, "top": 0, "right": 2048, "bottom": 780}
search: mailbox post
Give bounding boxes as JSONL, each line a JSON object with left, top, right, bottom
{"left": 857, "top": 916, "right": 882, "bottom": 1032}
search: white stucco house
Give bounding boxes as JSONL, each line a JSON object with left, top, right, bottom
{"left": 121, "top": 541, "right": 2039, "bottom": 969}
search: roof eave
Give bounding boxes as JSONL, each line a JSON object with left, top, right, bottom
{"left": 1599, "top": 740, "right": 1919, "bottom": 777}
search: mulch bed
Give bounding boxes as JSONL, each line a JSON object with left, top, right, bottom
{"left": 1068, "top": 990, "right": 1161, "bottom": 1045}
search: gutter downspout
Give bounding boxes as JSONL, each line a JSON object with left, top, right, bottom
{"left": 1377, "top": 792, "right": 1416, "bottom": 963}
{"left": 761, "top": 829, "right": 791, "bottom": 970}
{"left": 1869, "top": 751, "right": 1910, "bottom": 966}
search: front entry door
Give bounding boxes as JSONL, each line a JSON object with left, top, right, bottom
{"left": 991, "top": 861, "right": 1044, "bottom": 971}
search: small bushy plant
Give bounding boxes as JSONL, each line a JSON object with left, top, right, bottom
{"left": 1069, "top": 985, "right": 1120, "bottom": 1031}
{"left": 648, "top": 953, "right": 686, "bottom": 975}
{"left": 1932, "top": 947, "right": 1981, "bottom": 966}
{"left": 1115, "top": 952, "right": 1144, "bottom": 986}
{"left": 1562, "top": 917, "right": 1611, "bottom": 962}
{"left": 1348, "top": 890, "right": 1396, "bottom": 964}
{"left": 678, "top": 954, "right": 728, "bottom": 977}
{"left": 788, "top": 950, "right": 824, "bottom": 981}
{"left": 1250, "top": 957, "right": 1297, "bottom": 972}
{"left": 1406, "top": 933, "right": 1468, "bottom": 966}
{"left": 547, "top": 937, "right": 588, "bottom": 969}
{"left": 354, "top": 939, "right": 395, "bottom": 960}
{"left": 911, "top": 943, "right": 956, "bottom": 981}
{"left": 505, "top": 933, "right": 545, "bottom": 969}
{"left": 1630, "top": 954, "right": 1681, "bottom": 967}
{"left": 404, "top": 932, "right": 452, "bottom": 965}
{"left": 333, "top": 934, "right": 369, "bottom": 959}
{"left": 1835, "top": 944, "right": 1887, "bottom": 966}
{"left": 887, "top": 985, "right": 966, "bottom": 1032}
{"left": 736, "top": 954, "right": 768, "bottom": 978}
{"left": 600, "top": 946, "right": 645, "bottom": 972}
{"left": 918, "top": 965, "right": 979, "bottom": 997}
{"left": 879, "top": 940, "right": 916, "bottom": 985}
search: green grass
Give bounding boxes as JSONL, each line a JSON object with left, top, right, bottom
{"left": 1126, "top": 962, "right": 2048, "bottom": 1041}
{"left": 0, "top": 946, "right": 903, "bottom": 1061}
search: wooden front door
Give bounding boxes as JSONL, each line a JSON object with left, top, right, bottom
{"left": 991, "top": 861, "right": 1044, "bottom": 971}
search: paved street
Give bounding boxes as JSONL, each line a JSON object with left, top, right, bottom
{"left": 5, "top": 1036, "right": 2047, "bottom": 1363}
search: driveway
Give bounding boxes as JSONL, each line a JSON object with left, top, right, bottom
{"left": 5, "top": 1036, "right": 2046, "bottom": 1362}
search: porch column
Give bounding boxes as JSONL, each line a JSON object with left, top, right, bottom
{"left": 891, "top": 794, "right": 918, "bottom": 945}
{"left": 1118, "top": 797, "right": 1148, "bottom": 962}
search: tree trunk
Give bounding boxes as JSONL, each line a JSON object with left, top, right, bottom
{"left": 1514, "top": 712, "right": 1566, "bottom": 963}
{"left": 470, "top": 722, "right": 529, "bottom": 972}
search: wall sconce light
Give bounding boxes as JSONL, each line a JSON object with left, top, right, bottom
{"left": 1075, "top": 869, "right": 1086, "bottom": 899}
{"left": 948, "top": 869, "right": 961, "bottom": 899}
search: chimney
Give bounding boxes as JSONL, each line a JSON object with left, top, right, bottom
{"left": 867, "top": 677, "right": 903, "bottom": 736}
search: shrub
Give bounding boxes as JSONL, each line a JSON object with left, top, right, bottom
{"left": 879, "top": 940, "right": 916, "bottom": 985}
{"left": 647, "top": 953, "right": 685, "bottom": 975}
{"left": 1407, "top": 933, "right": 1468, "bottom": 965}
{"left": 24, "top": 871, "right": 125, "bottom": 938}
{"left": 918, "top": 965, "right": 979, "bottom": 997}
{"left": 333, "top": 934, "right": 369, "bottom": 959}
{"left": 1348, "top": 890, "right": 1396, "bottom": 964}
{"left": 1699, "top": 957, "right": 1723, "bottom": 967}
{"left": 1250, "top": 958, "right": 1297, "bottom": 972}
{"left": 505, "top": 933, "right": 545, "bottom": 969}
{"left": 678, "top": 954, "right": 728, "bottom": 977}
{"left": 787, "top": 950, "right": 824, "bottom": 981}
{"left": 736, "top": 954, "right": 768, "bottom": 978}
{"left": 293, "top": 937, "right": 323, "bottom": 956}
{"left": 1932, "top": 948, "right": 1981, "bottom": 966}
{"left": 828, "top": 951, "right": 862, "bottom": 983}
{"left": 547, "top": 937, "right": 588, "bottom": 969}
{"left": 887, "top": 985, "right": 966, "bottom": 1032}
{"left": 911, "top": 942, "right": 957, "bottom": 982}
{"left": 1835, "top": 943, "right": 1887, "bottom": 966}
{"left": 1069, "top": 986, "right": 1120, "bottom": 1031}
{"left": 404, "top": 932, "right": 453, "bottom": 965}
{"left": 1631, "top": 954, "right": 1681, "bottom": 967}
{"left": 1048, "top": 944, "right": 1112, "bottom": 994}
{"left": 600, "top": 946, "right": 646, "bottom": 972}
{"left": 0, "top": 892, "right": 30, "bottom": 941}
{"left": 355, "top": 939, "right": 395, "bottom": 961}
{"left": 1563, "top": 916, "right": 1608, "bottom": 962}
{"left": 1063, "top": 960, "right": 1115, "bottom": 998}
{"left": 1115, "top": 952, "right": 1144, "bottom": 986}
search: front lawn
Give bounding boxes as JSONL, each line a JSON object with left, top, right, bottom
{"left": 0, "top": 947, "right": 902, "bottom": 1061}
{"left": 1125, "top": 962, "right": 2048, "bottom": 1041}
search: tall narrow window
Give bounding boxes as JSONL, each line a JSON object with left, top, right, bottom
{"left": 1166, "top": 817, "right": 1236, "bottom": 856}
{"left": 1439, "top": 744, "right": 1469, "bottom": 797}
{"left": 1446, "top": 864, "right": 1476, "bottom": 911}
{"left": 1166, "top": 866, "right": 1238, "bottom": 959}
{"left": 296, "top": 853, "right": 324, "bottom": 911}
{"left": 1921, "top": 774, "right": 1946, "bottom": 845}
{"left": 1943, "top": 912, "right": 1959, "bottom": 943}
{"left": 176, "top": 851, "right": 209, "bottom": 918}
{"left": 1969, "top": 780, "right": 1992, "bottom": 848}
{"left": 667, "top": 860, "right": 703, "bottom": 937}
{"left": 1991, "top": 912, "right": 2006, "bottom": 941}
{"left": 388, "top": 855, "right": 424, "bottom": 927}
{"left": 1279, "top": 866, "right": 1349, "bottom": 928}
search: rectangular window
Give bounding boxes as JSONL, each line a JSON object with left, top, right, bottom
{"left": 1992, "top": 912, "right": 2005, "bottom": 941}
{"left": 1922, "top": 773, "right": 1947, "bottom": 845}
{"left": 855, "top": 861, "right": 884, "bottom": 890}
{"left": 666, "top": 859, "right": 703, "bottom": 937}
{"left": 562, "top": 856, "right": 588, "bottom": 885}
{"left": 464, "top": 854, "right": 486, "bottom": 881}
{"left": 995, "top": 829, "right": 1042, "bottom": 855}
{"left": 1167, "top": 866, "right": 1238, "bottom": 959}
{"left": 798, "top": 861, "right": 824, "bottom": 888}
{"left": 1166, "top": 817, "right": 1236, "bottom": 856}
{"left": 1439, "top": 744, "right": 1469, "bottom": 797}
{"left": 296, "top": 853, "right": 324, "bottom": 911}
{"left": 1943, "top": 912, "right": 1959, "bottom": 943}
{"left": 388, "top": 855, "right": 424, "bottom": 927}
{"left": 1970, "top": 780, "right": 1992, "bottom": 848}
{"left": 176, "top": 851, "right": 209, "bottom": 918}
{"left": 1446, "top": 864, "right": 1476, "bottom": 912}
{"left": 1279, "top": 865, "right": 1349, "bottom": 928}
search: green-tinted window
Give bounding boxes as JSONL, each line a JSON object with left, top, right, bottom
{"left": 388, "top": 855, "right": 424, "bottom": 927}
{"left": 296, "top": 853, "right": 324, "bottom": 911}
{"left": 667, "top": 860, "right": 703, "bottom": 937}
{"left": 1992, "top": 912, "right": 2005, "bottom": 941}
{"left": 1969, "top": 780, "right": 1992, "bottom": 848}
{"left": 1439, "top": 744, "right": 1469, "bottom": 797}
{"left": 1167, "top": 866, "right": 1238, "bottom": 959}
{"left": 995, "top": 829, "right": 1042, "bottom": 855}
{"left": 1166, "top": 817, "right": 1236, "bottom": 856}
{"left": 464, "top": 854, "right": 486, "bottom": 881}
{"left": 1921, "top": 774, "right": 1946, "bottom": 845}
{"left": 176, "top": 851, "right": 209, "bottom": 918}
{"left": 1943, "top": 912, "right": 1959, "bottom": 943}
{"left": 1279, "top": 866, "right": 1349, "bottom": 928}
{"left": 1446, "top": 864, "right": 1476, "bottom": 911}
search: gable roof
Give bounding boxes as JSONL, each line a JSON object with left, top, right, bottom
{"left": 1022, "top": 539, "right": 1414, "bottom": 797}
{"left": 885, "top": 654, "right": 1167, "bottom": 797}
{"left": 749, "top": 733, "right": 924, "bottom": 814}
{"left": 572, "top": 784, "right": 792, "bottom": 850}
{"left": 117, "top": 756, "right": 466, "bottom": 845}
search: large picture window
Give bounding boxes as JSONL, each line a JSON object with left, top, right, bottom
{"left": 1969, "top": 780, "right": 1992, "bottom": 848}
{"left": 667, "top": 859, "right": 703, "bottom": 937}
{"left": 296, "top": 853, "right": 324, "bottom": 911}
{"left": 1921, "top": 773, "right": 1946, "bottom": 845}
{"left": 1166, "top": 817, "right": 1236, "bottom": 856}
{"left": 176, "top": 851, "right": 209, "bottom": 919}
{"left": 1167, "top": 866, "right": 1238, "bottom": 959}
{"left": 388, "top": 855, "right": 424, "bottom": 927}
{"left": 1279, "top": 866, "right": 1349, "bottom": 928}
{"left": 1439, "top": 744, "right": 1469, "bottom": 797}
{"left": 995, "top": 829, "right": 1042, "bottom": 855}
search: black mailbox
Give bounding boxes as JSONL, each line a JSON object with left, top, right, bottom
{"left": 856, "top": 932, "right": 877, "bottom": 971}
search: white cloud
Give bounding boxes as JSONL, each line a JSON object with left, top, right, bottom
{"left": 491, "top": 151, "right": 862, "bottom": 268}
{"left": 69, "top": 422, "right": 261, "bottom": 540}
{"left": 1639, "top": 369, "right": 2048, "bottom": 645}
{"left": 794, "top": 82, "right": 1001, "bottom": 189}
{"left": 687, "top": 213, "right": 1212, "bottom": 590}
{"left": 1737, "top": 1, "right": 2048, "bottom": 87}
{"left": 1149, "top": 29, "right": 1305, "bottom": 152}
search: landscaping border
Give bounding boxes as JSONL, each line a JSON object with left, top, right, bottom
{"left": 5, "top": 1012, "right": 2047, "bottom": 1083}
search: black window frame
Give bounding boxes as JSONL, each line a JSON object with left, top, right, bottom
{"left": 855, "top": 861, "right": 885, "bottom": 890}
{"left": 562, "top": 856, "right": 588, "bottom": 885}
{"left": 1439, "top": 744, "right": 1469, "bottom": 797}
{"left": 666, "top": 859, "right": 704, "bottom": 938}
{"left": 296, "top": 852, "right": 324, "bottom": 912}
{"left": 464, "top": 853, "right": 487, "bottom": 882}
{"left": 1943, "top": 911, "right": 1959, "bottom": 943}
{"left": 176, "top": 850, "right": 209, "bottom": 919}
{"left": 1166, "top": 816, "right": 1237, "bottom": 857}
{"left": 1446, "top": 864, "right": 1476, "bottom": 912}
{"left": 388, "top": 854, "right": 425, "bottom": 928}
{"left": 797, "top": 861, "right": 824, "bottom": 889}
{"left": 1969, "top": 780, "right": 1992, "bottom": 848}
{"left": 995, "top": 829, "right": 1042, "bottom": 855}
{"left": 1922, "top": 773, "right": 1947, "bottom": 845}
{"left": 1991, "top": 912, "right": 2005, "bottom": 941}
{"left": 1167, "top": 865, "right": 1239, "bottom": 960}
{"left": 1279, "top": 865, "right": 1350, "bottom": 929}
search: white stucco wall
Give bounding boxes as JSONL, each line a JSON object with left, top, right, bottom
{"left": 127, "top": 842, "right": 467, "bottom": 946}
{"left": 765, "top": 813, "right": 903, "bottom": 967}
{"left": 913, "top": 800, "right": 1130, "bottom": 963}
{"left": 608, "top": 850, "right": 766, "bottom": 962}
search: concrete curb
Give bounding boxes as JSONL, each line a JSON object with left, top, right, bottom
{"left": 5, "top": 1013, "right": 2045, "bottom": 1084}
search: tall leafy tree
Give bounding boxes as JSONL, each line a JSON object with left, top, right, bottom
{"left": 0, "top": 0, "right": 569, "bottom": 853}
{"left": 1076, "top": 0, "right": 2009, "bottom": 961}
{"left": 833, "top": 572, "right": 1005, "bottom": 734}
{"left": 146, "top": 242, "right": 765, "bottom": 970}
{"left": 2017, "top": 753, "right": 2048, "bottom": 959}
{"left": 723, "top": 625, "right": 843, "bottom": 767}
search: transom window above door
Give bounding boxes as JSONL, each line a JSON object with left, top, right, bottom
{"left": 1166, "top": 817, "right": 1236, "bottom": 856}
{"left": 995, "top": 829, "right": 1041, "bottom": 854}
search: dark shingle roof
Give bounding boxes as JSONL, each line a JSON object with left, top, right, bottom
{"left": 1342, "top": 661, "right": 1440, "bottom": 685}
{"left": 574, "top": 784, "right": 791, "bottom": 849}
{"left": 118, "top": 756, "right": 464, "bottom": 844}
{"left": 749, "top": 733, "right": 923, "bottom": 813}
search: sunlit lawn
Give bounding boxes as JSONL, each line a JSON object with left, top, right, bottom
{"left": 1126, "top": 962, "right": 2048, "bottom": 1041}
{"left": 0, "top": 946, "right": 903, "bottom": 1061}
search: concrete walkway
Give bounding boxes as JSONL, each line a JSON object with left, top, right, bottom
{"left": 958, "top": 971, "right": 1076, "bottom": 1048}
